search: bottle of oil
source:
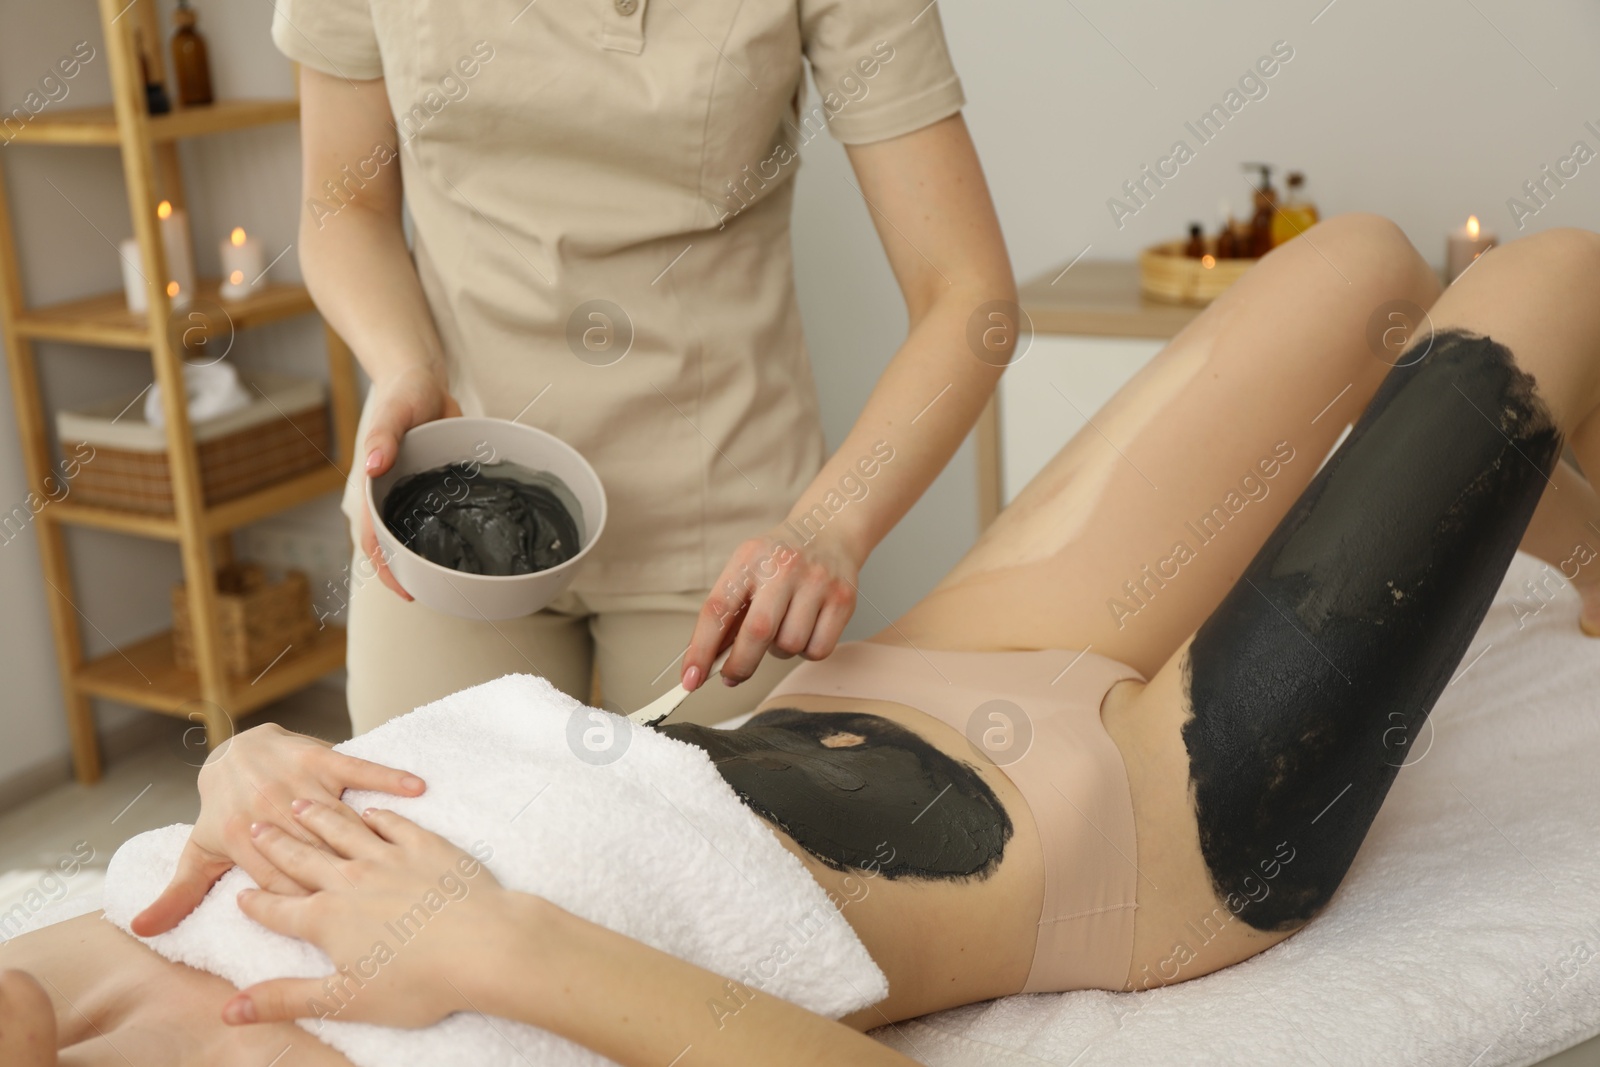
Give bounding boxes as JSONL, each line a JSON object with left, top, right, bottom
{"left": 1270, "top": 171, "right": 1319, "bottom": 247}
{"left": 171, "top": 0, "right": 214, "bottom": 107}
{"left": 1214, "top": 200, "right": 1237, "bottom": 258}
{"left": 1183, "top": 223, "right": 1205, "bottom": 258}
{"left": 1243, "top": 163, "right": 1277, "bottom": 258}
{"left": 137, "top": 30, "right": 171, "bottom": 115}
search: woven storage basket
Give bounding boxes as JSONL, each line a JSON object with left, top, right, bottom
{"left": 172, "top": 563, "right": 317, "bottom": 676}
{"left": 1138, "top": 239, "right": 1256, "bottom": 305}
{"left": 55, "top": 371, "right": 329, "bottom": 514}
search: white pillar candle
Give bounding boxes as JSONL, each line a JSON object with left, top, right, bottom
{"left": 119, "top": 236, "right": 148, "bottom": 313}
{"left": 156, "top": 199, "right": 195, "bottom": 310}
{"left": 218, "top": 227, "right": 266, "bottom": 301}
{"left": 1446, "top": 215, "right": 1497, "bottom": 283}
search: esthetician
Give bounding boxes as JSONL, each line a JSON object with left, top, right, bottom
{"left": 273, "top": 0, "right": 1016, "bottom": 731}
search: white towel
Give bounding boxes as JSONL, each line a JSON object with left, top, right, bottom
{"left": 869, "top": 550, "right": 1600, "bottom": 1067}
{"left": 142, "top": 358, "right": 253, "bottom": 429}
{"left": 100, "top": 673, "right": 888, "bottom": 1067}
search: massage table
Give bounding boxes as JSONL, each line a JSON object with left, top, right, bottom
{"left": 7, "top": 550, "right": 1598, "bottom": 1066}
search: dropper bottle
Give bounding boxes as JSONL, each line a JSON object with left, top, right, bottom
{"left": 1243, "top": 163, "right": 1277, "bottom": 257}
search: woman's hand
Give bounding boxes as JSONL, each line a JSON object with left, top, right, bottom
{"left": 683, "top": 526, "right": 861, "bottom": 690}
{"left": 224, "top": 803, "right": 918, "bottom": 1067}
{"left": 360, "top": 364, "right": 462, "bottom": 599}
{"left": 221, "top": 801, "right": 525, "bottom": 1029}
{"left": 129, "top": 725, "right": 426, "bottom": 938}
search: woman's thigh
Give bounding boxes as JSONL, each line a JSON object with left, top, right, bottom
{"left": 1, "top": 913, "right": 351, "bottom": 1066}
{"left": 1106, "top": 227, "right": 1600, "bottom": 987}
{"left": 884, "top": 214, "right": 1442, "bottom": 679}
{"left": 345, "top": 550, "right": 594, "bottom": 733}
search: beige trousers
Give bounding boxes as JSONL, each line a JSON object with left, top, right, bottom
{"left": 342, "top": 551, "right": 799, "bottom": 735}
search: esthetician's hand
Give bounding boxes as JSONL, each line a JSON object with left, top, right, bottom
{"left": 222, "top": 800, "right": 530, "bottom": 1029}
{"left": 130, "top": 723, "right": 427, "bottom": 937}
{"left": 361, "top": 364, "right": 462, "bottom": 600}
{"left": 683, "top": 526, "right": 861, "bottom": 690}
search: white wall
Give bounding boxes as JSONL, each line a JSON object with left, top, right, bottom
{"left": 794, "top": 0, "right": 1600, "bottom": 639}
{"left": 3, "top": 0, "right": 1597, "bottom": 781}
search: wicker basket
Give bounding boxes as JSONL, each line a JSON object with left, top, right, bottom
{"left": 56, "top": 372, "right": 330, "bottom": 514}
{"left": 172, "top": 563, "right": 317, "bottom": 676}
{"left": 1138, "top": 239, "right": 1257, "bottom": 306}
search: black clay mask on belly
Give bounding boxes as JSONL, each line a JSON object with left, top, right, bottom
{"left": 381, "top": 460, "right": 582, "bottom": 576}
{"left": 662, "top": 709, "right": 1012, "bottom": 880}
{"left": 1182, "top": 330, "right": 1563, "bottom": 931}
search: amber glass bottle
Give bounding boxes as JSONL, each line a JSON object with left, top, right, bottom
{"left": 1271, "top": 172, "right": 1320, "bottom": 247}
{"left": 171, "top": 0, "right": 214, "bottom": 107}
{"left": 1244, "top": 164, "right": 1277, "bottom": 258}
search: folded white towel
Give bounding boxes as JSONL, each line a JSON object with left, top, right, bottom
{"left": 101, "top": 673, "right": 888, "bottom": 1067}
{"left": 143, "top": 357, "right": 252, "bottom": 429}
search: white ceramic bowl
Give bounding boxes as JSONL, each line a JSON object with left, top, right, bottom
{"left": 366, "top": 417, "right": 606, "bottom": 620}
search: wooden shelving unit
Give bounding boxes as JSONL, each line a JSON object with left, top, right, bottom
{"left": 0, "top": 0, "right": 360, "bottom": 783}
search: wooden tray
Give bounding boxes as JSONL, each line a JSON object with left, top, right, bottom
{"left": 1138, "top": 239, "right": 1256, "bottom": 306}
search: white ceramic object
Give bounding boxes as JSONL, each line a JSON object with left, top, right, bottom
{"left": 366, "top": 417, "right": 606, "bottom": 620}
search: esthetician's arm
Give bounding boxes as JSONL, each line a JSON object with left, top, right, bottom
{"left": 227, "top": 801, "right": 918, "bottom": 1067}
{"left": 298, "top": 66, "right": 460, "bottom": 600}
{"left": 683, "top": 113, "right": 1017, "bottom": 689}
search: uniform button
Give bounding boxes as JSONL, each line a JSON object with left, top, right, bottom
{"left": 614, "top": 0, "right": 637, "bottom": 14}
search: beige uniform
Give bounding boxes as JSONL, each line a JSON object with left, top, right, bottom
{"left": 271, "top": 0, "right": 965, "bottom": 730}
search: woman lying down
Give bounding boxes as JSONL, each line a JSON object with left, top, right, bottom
{"left": 6, "top": 216, "right": 1600, "bottom": 1067}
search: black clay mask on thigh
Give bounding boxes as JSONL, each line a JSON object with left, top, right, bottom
{"left": 1182, "top": 330, "right": 1563, "bottom": 931}
{"left": 381, "top": 461, "right": 582, "bottom": 576}
{"left": 662, "top": 709, "right": 1012, "bottom": 880}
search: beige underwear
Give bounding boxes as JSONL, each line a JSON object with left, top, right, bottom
{"left": 764, "top": 640, "right": 1145, "bottom": 993}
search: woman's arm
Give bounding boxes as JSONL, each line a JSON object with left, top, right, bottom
{"left": 473, "top": 897, "right": 919, "bottom": 1067}
{"left": 298, "top": 67, "right": 461, "bottom": 599}
{"left": 683, "top": 113, "right": 1017, "bottom": 689}
{"left": 229, "top": 801, "right": 916, "bottom": 1067}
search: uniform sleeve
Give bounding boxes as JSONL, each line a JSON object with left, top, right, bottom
{"left": 270, "top": 0, "right": 386, "bottom": 81}
{"left": 797, "top": 0, "right": 966, "bottom": 145}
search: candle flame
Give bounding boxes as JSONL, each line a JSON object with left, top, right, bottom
{"left": 166, "top": 281, "right": 180, "bottom": 297}
{"left": 231, "top": 227, "right": 247, "bottom": 246}
{"left": 1466, "top": 215, "right": 1480, "bottom": 239}
{"left": 230, "top": 270, "right": 244, "bottom": 285}
{"left": 1201, "top": 254, "right": 1216, "bottom": 269}
{"left": 157, "top": 200, "right": 173, "bottom": 220}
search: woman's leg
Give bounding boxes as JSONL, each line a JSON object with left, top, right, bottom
{"left": 887, "top": 214, "right": 1445, "bottom": 677}
{"left": 1110, "top": 226, "right": 1600, "bottom": 985}
{"left": 1519, "top": 460, "right": 1600, "bottom": 633}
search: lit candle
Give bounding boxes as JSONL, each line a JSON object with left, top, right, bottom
{"left": 218, "top": 226, "right": 266, "bottom": 301}
{"left": 1446, "top": 214, "right": 1497, "bottom": 283}
{"left": 156, "top": 199, "right": 196, "bottom": 310}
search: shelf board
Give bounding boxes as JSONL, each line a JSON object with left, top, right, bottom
{"left": 16, "top": 278, "right": 315, "bottom": 350}
{"left": 202, "top": 464, "right": 347, "bottom": 534}
{"left": 6, "top": 98, "right": 299, "bottom": 147}
{"left": 75, "top": 625, "right": 346, "bottom": 718}
{"left": 46, "top": 464, "right": 348, "bottom": 540}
